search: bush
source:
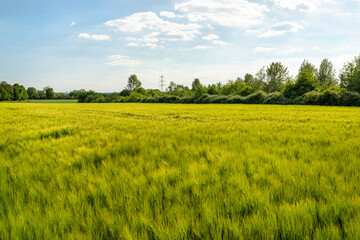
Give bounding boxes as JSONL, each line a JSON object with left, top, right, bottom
{"left": 238, "top": 86, "right": 255, "bottom": 96}
{"left": 178, "top": 96, "right": 195, "bottom": 104}
{"left": 340, "top": 91, "right": 360, "bottom": 106}
{"left": 226, "top": 95, "right": 244, "bottom": 104}
{"left": 315, "top": 87, "right": 346, "bottom": 106}
{"left": 263, "top": 92, "right": 285, "bottom": 104}
{"left": 302, "top": 91, "right": 320, "bottom": 105}
{"left": 201, "top": 95, "right": 228, "bottom": 104}
{"left": 158, "top": 96, "right": 179, "bottom": 103}
{"left": 243, "top": 91, "right": 267, "bottom": 104}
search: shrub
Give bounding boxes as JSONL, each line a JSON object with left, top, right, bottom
{"left": 238, "top": 86, "right": 255, "bottom": 96}
{"left": 178, "top": 96, "right": 195, "bottom": 104}
{"left": 263, "top": 92, "right": 285, "bottom": 104}
{"left": 340, "top": 91, "right": 360, "bottom": 106}
{"left": 315, "top": 87, "right": 346, "bottom": 106}
{"left": 226, "top": 95, "right": 244, "bottom": 104}
{"left": 302, "top": 91, "right": 320, "bottom": 105}
{"left": 209, "top": 95, "right": 228, "bottom": 104}
{"left": 243, "top": 91, "right": 267, "bottom": 104}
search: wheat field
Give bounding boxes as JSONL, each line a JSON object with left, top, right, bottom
{"left": 0, "top": 103, "right": 360, "bottom": 239}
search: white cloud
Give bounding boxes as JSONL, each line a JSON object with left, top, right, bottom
{"left": 259, "top": 22, "right": 304, "bottom": 37}
{"left": 142, "top": 43, "right": 158, "bottom": 49}
{"left": 78, "top": 33, "right": 110, "bottom": 41}
{"left": 271, "top": 0, "right": 336, "bottom": 12}
{"left": 126, "top": 43, "right": 139, "bottom": 47}
{"left": 105, "top": 12, "right": 201, "bottom": 41}
{"left": 125, "top": 37, "right": 138, "bottom": 41}
{"left": 193, "top": 45, "right": 211, "bottom": 50}
{"left": 144, "top": 32, "right": 161, "bottom": 38}
{"left": 160, "top": 11, "right": 176, "bottom": 18}
{"left": 253, "top": 47, "right": 275, "bottom": 53}
{"left": 175, "top": 0, "right": 268, "bottom": 28}
{"left": 202, "top": 34, "right": 219, "bottom": 41}
{"left": 70, "top": 21, "right": 76, "bottom": 27}
{"left": 107, "top": 55, "right": 140, "bottom": 67}
{"left": 212, "top": 40, "right": 227, "bottom": 45}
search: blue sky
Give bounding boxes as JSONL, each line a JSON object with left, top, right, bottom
{"left": 0, "top": 0, "right": 359, "bottom": 92}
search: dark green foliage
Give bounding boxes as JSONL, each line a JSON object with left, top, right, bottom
{"left": 44, "top": 87, "right": 55, "bottom": 99}
{"left": 316, "top": 87, "right": 347, "bottom": 106}
{"left": 191, "top": 78, "right": 202, "bottom": 91}
{"left": 135, "top": 87, "right": 147, "bottom": 96}
{"left": 38, "top": 90, "right": 46, "bottom": 99}
{"left": 0, "top": 81, "right": 13, "bottom": 100}
{"left": 239, "top": 85, "right": 255, "bottom": 96}
{"left": 78, "top": 90, "right": 103, "bottom": 103}
{"left": 298, "top": 59, "right": 318, "bottom": 79}
{"left": 243, "top": 91, "right": 267, "bottom": 104}
{"left": 119, "top": 89, "right": 131, "bottom": 97}
{"left": 301, "top": 87, "right": 360, "bottom": 106}
{"left": 0, "top": 85, "right": 8, "bottom": 100}
{"left": 318, "top": 59, "right": 337, "bottom": 87}
{"left": 263, "top": 92, "right": 285, "bottom": 104}
{"left": 220, "top": 81, "right": 255, "bottom": 96}
{"left": 207, "top": 84, "right": 219, "bottom": 95}
{"left": 340, "top": 55, "right": 360, "bottom": 92}
{"left": 226, "top": 95, "right": 243, "bottom": 104}
{"left": 201, "top": 95, "right": 228, "bottom": 104}
{"left": 283, "top": 70, "right": 317, "bottom": 99}
{"left": 194, "top": 85, "right": 207, "bottom": 97}
{"left": 5, "top": 54, "right": 360, "bottom": 106}
{"left": 263, "top": 62, "right": 289, "bottom": 93}
{"left": 302, "top": 91, "right": 320, "bottom": 105}
{"left": 244, "top": 73, "right": 263, "bottom": 91}
{"left": 167, "top": 82, "right": 191, "bottom": 96}
{"left": 69, "top": 89, "right": 85, "bottom": 98}
{"left": 12, "top": 83, "right": 28, "bottom": 101}
{"left": 27, "top": 87, "right": 39, "bottom": 99}
{"left": 126, "top": 74, "right": 142, "bottom": 92}
{"left": 340, "top": 91, "right": 360, "bottom": 106}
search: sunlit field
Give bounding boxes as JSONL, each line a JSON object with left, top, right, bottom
{"left": 1, "top": 103, "right": 360, "bottom": 239}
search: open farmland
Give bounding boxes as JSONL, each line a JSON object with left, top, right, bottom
{"left": 1, "top": 103, "right": 360, "bottom": 239}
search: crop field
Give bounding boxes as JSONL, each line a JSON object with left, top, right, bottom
{"left": 0, "top": 103, "right": 360, "bottom": 239}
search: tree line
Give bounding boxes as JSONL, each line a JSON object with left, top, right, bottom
{"left": 2, "top": 54, "right": 360, "bottom": 106}
{"left": 77, "top": 54, "right": 360, "bottom": 106}
{"left": 0, "top": 82, "right": 74, "bottom": 101}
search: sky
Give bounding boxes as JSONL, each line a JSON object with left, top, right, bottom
{"left": 0, "top": 0, "right": 359, "bottom": 92}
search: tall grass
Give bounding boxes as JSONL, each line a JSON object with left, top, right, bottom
{"left": 0, "top": 103, "right": 360, "bottom": 239}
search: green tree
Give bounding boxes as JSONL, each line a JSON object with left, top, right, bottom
{"left": 135, "top": 87, "right": 147, "bottom": 96}
{"left": 119, "top": 89, "right": 131, "bottom": 97}
{"left": 167, "top": 81, "right": 177, "bottom": 93}
{"left": 12, "top": 84, "right": 28, "bottom": 101}
{"left": 318, "top": 59, "right": 337, "bottom": 88}
{"left": 0, "top": 81, "right": 13, "bottom": 100}
{"left": 283, "top": 70, "right": 317, "bottom": 98}
{"left": 167, "top": 82, "right": 191, "bottom": 96}
{"left": 27, "top": 87, "right": 39, "bottom": 99}
{"left": 244, "top": 73, "right": 263, "bottom": 91}
{"left": 220, "top": 81, "right": 254, "bottom": 96}
{"left": 126, "top": 74, "right": 142, "bottom": 92}
{"left": 263, "top": 62, "right": 289, "bottom": 93}
{"left": 38, "top": 90, "right": 46, "bottom": 99}
{"left": 44, "top": 86, "right": 55, "bottom": 99}
{"left": 0, "top": 85, "right": 8, "bottom": 100}
{"left": 340, "top": 55, "right": 360, "bottom": 92}
{"left": 191, "top": 78, "right": 202, "bottom": 91}
{"left": 298, "top": 59, "right": 318, "bottom": 78}
{"left": 207, "top": 84, "right": 219, "bottom": 95}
